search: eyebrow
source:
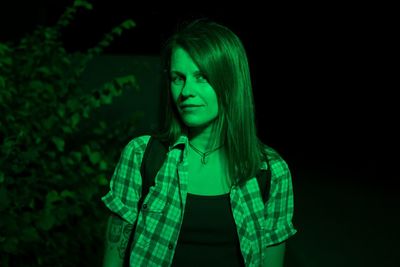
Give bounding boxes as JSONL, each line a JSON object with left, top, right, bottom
{"left": 170, "top": 70, "right": 203, "bottom": 76}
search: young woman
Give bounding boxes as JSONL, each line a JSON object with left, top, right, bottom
{"left": 102, "top": 19, "right": 297, "bottom": 267}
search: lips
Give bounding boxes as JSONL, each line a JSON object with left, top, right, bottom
{"left": 180, "top": 104, "right": 202, "bottom": 108}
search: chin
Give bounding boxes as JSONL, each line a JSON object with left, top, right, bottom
{"left": 184, "top": 122, "right": 206, "bottom": 128}
{"left": 183, "top": 119, "right": 215, "bottom": 129}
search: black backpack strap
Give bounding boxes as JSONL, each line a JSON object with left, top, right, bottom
{"left": 124, "top": 136, "right": 168, "bottom": 267}
{"left": 138, "top": 136, "right": 168, "bottom": 210}
{"left": 141, "top": 136, "right": 271, "bottom": 205}
{"left": 140, "top": 136, "right": 272, "bottom": 208}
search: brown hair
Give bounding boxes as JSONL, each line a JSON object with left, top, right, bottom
{"left": 154, "top": 19, "right": 266, "bottom": 186}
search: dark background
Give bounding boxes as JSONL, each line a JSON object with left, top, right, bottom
{"left": 1, "top": 1, "right": 393, "bottom": 266}
{"left": 0, "top": 0, "right": 381, "bottom": 170}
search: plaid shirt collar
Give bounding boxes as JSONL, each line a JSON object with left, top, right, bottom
{"left": 168, "top": 134, "right": 269, "bottom": 171}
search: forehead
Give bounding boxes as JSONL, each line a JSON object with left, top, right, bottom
{"left": 170, "top": 47, "right": 199, "bottom": 73}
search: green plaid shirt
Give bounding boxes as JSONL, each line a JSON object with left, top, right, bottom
{"left": 102, "top": 135, "right": 297, "bottom": 266}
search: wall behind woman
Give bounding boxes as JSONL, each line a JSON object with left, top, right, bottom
{"left": 77, "top": 54, "right": 164, "bottom": 137}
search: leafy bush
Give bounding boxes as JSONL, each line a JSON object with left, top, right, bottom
{"left": 0, "top": 0, "right": 140, "bottom": 265}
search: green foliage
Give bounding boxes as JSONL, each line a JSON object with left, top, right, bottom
{"left": 0, "top": 0, "right": 140, "bottom": 266}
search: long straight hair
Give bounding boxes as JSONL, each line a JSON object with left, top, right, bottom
{"left": 154, "top": 19, "right": 267, "bottom": 186}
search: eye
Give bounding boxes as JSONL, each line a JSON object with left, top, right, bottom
{"left": 171, "top": 75, "right": 184, "bottom": 85}
{"left": 196, "top": 73, "right": 208, "bottom": 83}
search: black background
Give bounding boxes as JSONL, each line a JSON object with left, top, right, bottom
{"left": 0, "top": 1, "right": 381, "bottom": 172}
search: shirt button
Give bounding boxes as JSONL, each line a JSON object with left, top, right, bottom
{"left": 143, "top": 204, "right": 147, "bottom": 209}
{"left": 168, "top": 243, "right": 173, "bottom": 250}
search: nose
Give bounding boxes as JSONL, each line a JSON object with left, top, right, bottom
{"left": 181, "top": 78, "right": 196, "bottom": 97}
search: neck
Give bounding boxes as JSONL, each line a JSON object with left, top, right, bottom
{"left": 188, "top": 124, "right": 221, "bottom": 152}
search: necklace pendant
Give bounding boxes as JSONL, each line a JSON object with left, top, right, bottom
{"left": 201, "top": 155, "right": 207, "bottom": 164}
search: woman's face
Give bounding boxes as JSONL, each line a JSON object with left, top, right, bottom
{"left": 170, "top": 46, "right": 219, "bottom": 129}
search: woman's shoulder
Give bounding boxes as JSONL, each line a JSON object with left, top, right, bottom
{"left": 122, "top": 135, "right": 152, "bottom": 155}
{"left": 260, "top": 144, "right": 290, "bottom": 174}
{"left": 260, "top": 144, "right": 283, "bottom": 162}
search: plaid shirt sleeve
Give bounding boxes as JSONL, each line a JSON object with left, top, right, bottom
{"left": 101, "top": 137, "right": 146, "bottom": 224}
{"left": 264, "top": 148, "right": 297, "bottom": 246}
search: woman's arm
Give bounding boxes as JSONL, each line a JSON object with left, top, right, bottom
{"left": 102, "top": 213, "right": 134, "bottom": 267}
{"left": 263, "top": 241, "right": 286, "bottom": 267}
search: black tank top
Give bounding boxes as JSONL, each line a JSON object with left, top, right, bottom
{"left": 171, "top": 192, "right": 245, "bottom": 267}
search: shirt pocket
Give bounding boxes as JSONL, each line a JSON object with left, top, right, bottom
{"left": 140, "top": 184, "right": 168, "bottom": 213}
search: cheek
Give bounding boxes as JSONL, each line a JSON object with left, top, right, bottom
{"left": 170, "top": 87, "right": 180, "bottom": 103}
{"left": 213, "top": 102, "right": 219, "bottom": 115}
{"left": 209, "top": 92, "right": 219, "bottom": 111}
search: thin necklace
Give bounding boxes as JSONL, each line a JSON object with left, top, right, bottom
{"left": 188, "top": 142, "right": 224, "bottom": 165}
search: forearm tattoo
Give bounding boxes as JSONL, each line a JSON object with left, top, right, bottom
{"left": 123, "top": 224, "right": 134, "bottom": 239}
{"left": 108, "top": 215, "right": 123, "bottom": 243}
{"left": 117, "top": 224, "right": 134, "bottom": 259}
